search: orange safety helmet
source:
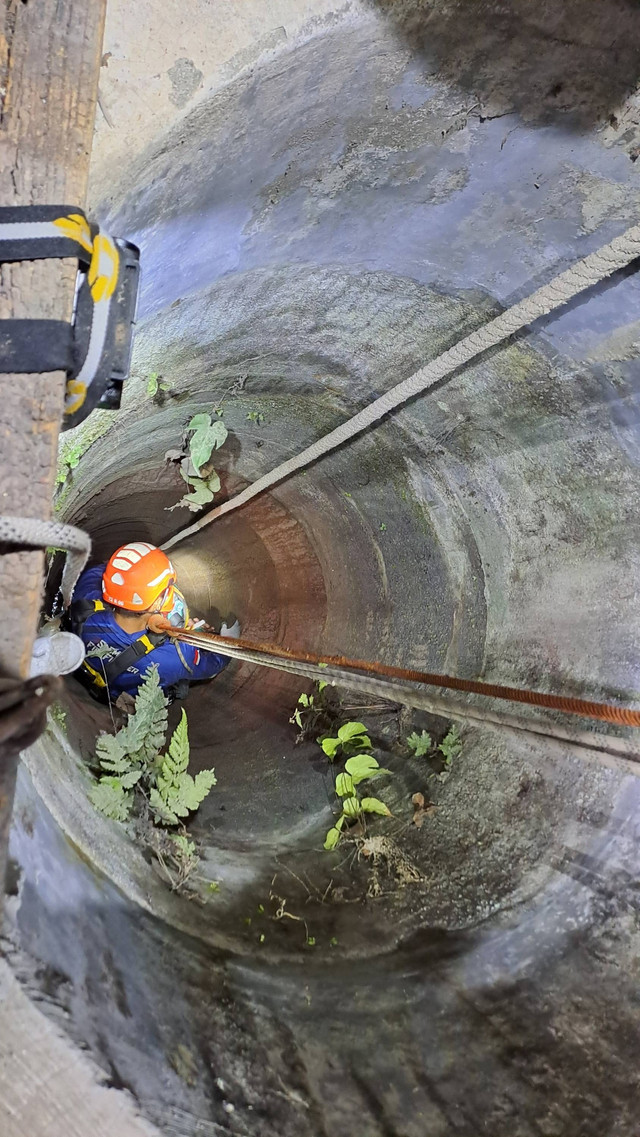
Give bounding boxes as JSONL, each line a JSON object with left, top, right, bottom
{"left": 102, "top": 543, "right": 177, "bottom": 612}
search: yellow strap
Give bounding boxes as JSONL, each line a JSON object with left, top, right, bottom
{"left": 82, "top": 659, "right": 107, "bottom": 689}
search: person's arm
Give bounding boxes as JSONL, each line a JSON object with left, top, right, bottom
{"left": 144, "top": 638, "right": 229, "bottom": 690}
{"left": 146, "top": 614, "right": 234, "bottom": 684}
{"left": 176, "top": 640, "right": 230, "bottom": 681}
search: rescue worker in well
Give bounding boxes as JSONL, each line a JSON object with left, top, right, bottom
{"left": 68, "top": 542, "right": 236, "bottom": 703}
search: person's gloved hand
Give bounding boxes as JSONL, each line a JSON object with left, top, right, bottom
{"left": 220, "top": 619, "right": 241, "bottom": 639}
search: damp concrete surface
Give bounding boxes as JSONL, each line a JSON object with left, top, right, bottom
{"left": 4, "top": 3, "right": 640, "bottom": 1135}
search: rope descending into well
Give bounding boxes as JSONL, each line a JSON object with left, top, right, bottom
{"left": 162, "top": 221, "right": 640, "bottom": 551}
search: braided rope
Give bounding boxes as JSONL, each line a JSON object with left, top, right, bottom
{"left": 163, "top": 222, "right": 640, "bottom": 550}
{"left": 0, "top": 517, "right": 90, "bottom": 606}
{"left": 173, "top": 628, "right": 640, "bottom": 777}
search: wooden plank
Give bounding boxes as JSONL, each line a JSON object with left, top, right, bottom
{"left": 0, "top": 0, "right": 106, "bottom": 886}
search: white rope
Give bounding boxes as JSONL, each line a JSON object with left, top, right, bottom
{"left": 0, "top": 517, "right": 90, "bottom": 607}
{"left": 162, "top": 222, "right": 640, "bottom": 552}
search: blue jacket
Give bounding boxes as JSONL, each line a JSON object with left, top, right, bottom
{"left": 72, "top": 564, "right": 229, "bottom": 699}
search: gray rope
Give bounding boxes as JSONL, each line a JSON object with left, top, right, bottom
{"left": 0, "top": 517, "right": 90, "bottom": 607}
{"left": 163, "top": 222, "right": 640, "bottom": 551}
{"left": 181, "top": 634, "right": 640, "bottom": 778}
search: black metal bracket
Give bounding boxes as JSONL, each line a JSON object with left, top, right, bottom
{"left": 0, "top": 205, "right": 140, "bottom": 430}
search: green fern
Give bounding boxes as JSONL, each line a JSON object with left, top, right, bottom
{"left": 89, "top": 671, "right": 216, "bottom": 896}
{"left": 95, "top": 731, "right": 129, "bottom": 773}
{"left": 406, "top": 729, "right": 432, "bottom": 757}
{"left": 89, "top": 777, "right": 134, "bottom": 821}
{"left": 95, "top": 667, "right": 168, "bottom": 777}
{"left": 150, "top": 709, "right": 217, "bottom": 826}
{"left": 125, "top": 666, "right": 168, "bottom": 765}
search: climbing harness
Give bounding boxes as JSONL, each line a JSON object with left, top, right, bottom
{"left": 0, "top": 205, "right": 140, "bottom": 429}
{"left": 162, "top": 220, "right": 640, "bottom": 550}
{"left": 67, "top": 597, "right": 169, "bottom": 700}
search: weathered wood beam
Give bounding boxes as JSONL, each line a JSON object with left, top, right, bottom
{"left": 0, "top": 0, "right": 106, "bottom": 891}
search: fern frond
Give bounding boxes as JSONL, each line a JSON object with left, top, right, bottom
{"left": 95, "top": 732, "right": 129, "bottom": 773}
{"left": 127, "top": 666, "right": 168, "bottom": 765}
{"left": 149, "top": 787, "right": 179, "bottom": 826}
{"left": 89, "top": 778, "right": 133, "bottom": 821}
{"left": 167, "top": 708, "right": 189, "bottom": 773}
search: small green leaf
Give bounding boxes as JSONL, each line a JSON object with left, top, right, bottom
{"left": 342, "top": 796, "right": 361, "bottom": 818}
{"left": 324, "top": 826, "right": 342, "bottom": 850}
{"left": 321, "top": 736, "right": 340, "bottom": 759}
{"left": 187, "top": 413, "right": 211, "bottom": 430}
{"left": 299, "top": 693, "right": 310, "bottom": 707}
{"left": 206, "top": 469, "right": 221, "bottom": 494}
{"left": 439, "top": 726, "right": 462, "bottom": 763}
{"left": 257, "top": 904, "right": 264, "bottom": 914}
{"left": 360, "top": 797, "right": 391, "bottom": 816}
{"left": 189, "top": 421, "right": 228, "bottom": 473}
{"left": 306, "top": 936, "right": 316, "bottom": 946}
{"left": 407, "top": 730, "right": 432, "bottom": 757}
{"left": 317, "top": 681, "right": 328, "bottom": 692}
{"left": 259, "top": 933, "right": 266, "bottom": 943}
{"left": 329, "top": 937, "right": 338, "bottom": 947}
{"left": 120, "top": 769, "right": 143, "bottom": 789}
{"left": 318, "top": 662, "right": 328, "bottom": 669}
{"left": 337, "top": 722, "right": 368, "bottom": 744}
{"left": 183, "top": 480, "right": 215, "bottom": 506}
{"left": 345, "top": 754, "right": 380, "bottom": 782}
{"left": 147, "top": 373, "right": 159, "bottom": 396}
{"left": 168, "top": 709, "right": 190, "bottom": 770}
{"left": 208, "top": 881, "right": 220, "bottom": 892}
{"left": 169, "top": 833, "right": 197, "bottom": 858}
{"left": 335, "top": 772, "right": 355, "bottom": 797}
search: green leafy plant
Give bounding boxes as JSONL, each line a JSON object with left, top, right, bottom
{"left": 55, "top": 414, "right": 113, "bottom": 492}
{"left": 439, "top": 726, "right": 462, "bottom": 762}
{"left": 290, "top": 684, "right": 328, "bottom": 729}
{"left": 88, "top": 668, "right": 217, "bottom": 888}
{"left": 147, "top": 372, "right": 171, "bottom": 398}
{"left": 406, "top": 729, "right": 432, "bottom": 757}
{"left": 319, "top": 721, "right": 372, "bottom": 761}
{"left": 149, "top": 709, "right": 217, "bottom": 826}
{"left": 55, "top": 443, "right": 84, "bottom": 485}
{"left": 246, "top": 410, "right": 265, "bottom": 425}
{"left": 166, "top": 412, "right": 228, "bottom": 512}
{"left": 434, "top": 725, "right": 462, "bottom": 782}
{"left": 289, "top": 681, "right": 334, "bottom": 742}
{"left": 48, "top": 702, "right": 67, "bottom": 731}
{"left": 324, "top": 754, "right": 391, "bottom": 850}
